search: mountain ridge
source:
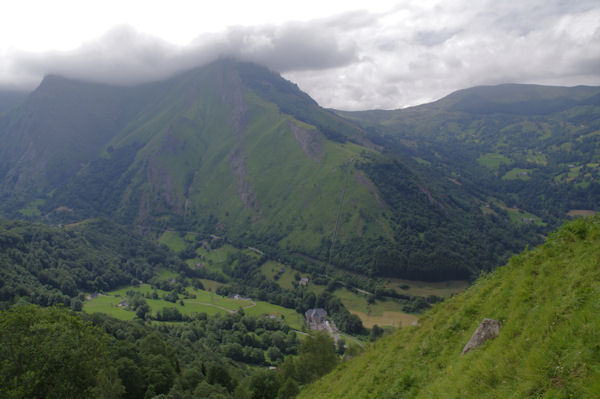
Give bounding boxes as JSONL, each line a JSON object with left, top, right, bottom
{"left": 1, "top": 61, "right": 592, "bottom": 281}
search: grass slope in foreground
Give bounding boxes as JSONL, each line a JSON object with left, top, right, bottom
{"left": 299, "top": 215, "right": 600, "bottom": 398}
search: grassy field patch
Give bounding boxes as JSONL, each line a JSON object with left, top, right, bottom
{"left": 84, "top": 283, "right": 306, "bottom": 329}
{"left": 334, "top": 288, "right": 417, "bottom": 328}
{"left": 158, "top": 231, "right": 186, "bottom": 252}
{"left": 413, "top": 157, "right": 431, "bottom": 166}
{"left": 19, "top": 198, "right": 45, "bottom": 218}
{"left": 260, "top": 261, "right": 326, "bottom": 295}
{"left": 568, "top": 209, "right": 596, "bottom": 217}
{"left": 198, "top": 278, "right": 223, "bottom": 291}
{"left": 349, "top": 310, "right": 418, "bottom": 328}
{"left": 261, "top": 261, "right": 298, "bottom": 290}
{"left": 244, "top": 303, "right": 305, "bottom": 330}
{"left": 384, "top": 279, "right": 469, "bottom": 298}
{"left": 489, "top": 198, "right": 545, "bottom": 226}
{"left": 526, "top": 151, "right": 547, "bottom": 165}
{"left": 156, "top": 269, "right": 179, "bottom": 280}
{"left": 82, "top": 295, "right": 135, "bottom": 321}
{"left": 502, "top": 168, "right": 533, "bottom": 180}
{"left": 477, "top": 153, "right": 513, "bottom": 169}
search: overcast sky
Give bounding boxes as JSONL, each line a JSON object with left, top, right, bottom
{"left": 1, "top": 0, "right": 599, "bottom": 110}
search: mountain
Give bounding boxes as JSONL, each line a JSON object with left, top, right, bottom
{"left": 0, "top": 89, "right": 28, "bottom": 115}
{"left": 337, "top": 84, "right": 600, "bottom": 226}
{"left": 299, "top": 214, "right": 600, "bottom": 398}
{"left": 0, "top": 60, "right": 398, "bottom": 271}
{"left": 0, "top": 62, "right": 563, "bottom": 281}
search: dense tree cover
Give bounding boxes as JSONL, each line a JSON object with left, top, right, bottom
{"left": 279, "top": 332, "right": 339, "bottom": 386}
{"left": 317, "top": 156, "right": 543, "bottom": 281}
{"left": 0, "top": 305, "right": 119, "bottom": 398}
{"left": 348, "top": 88, "right": 600, "bottom": 224}
{"left": 0, "top": 218, "right": 185, "bottom": 308}
{"left": 0, "top": 304, "right": 341, "bottom": 399}
{"left": 326, "top": 86, "right": 600, "bottom": 280}
{"left": 43, "top": 143, "right": 142, "bottom": 221}
{"left": 0, "top": 218, "right": 354, "bottom": 398}
{"left": 213, "top": 251, "right": 365, "bottom": 335}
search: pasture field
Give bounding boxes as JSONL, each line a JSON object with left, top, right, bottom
{"left": 198, "top": 278, "right": 223, "bottom": 291}
{"left": 349, "top": 310, "right": 417, "bottom": 328}
{"left": 158, "top": 231, "right": 186, "bottom": 252}
{"left": 568, "top": 209, "right": 596, "bottom": 217}
{"left": 383, "top": 278, "right": 468, "bottom": 298}
{"left": 488, "top": 198, "right": 545, "bottom": 226}
{"left": 502, "top": 168, "right": 533, "bottom": 180}
{"left": 260, "top": 261, "right": 326, "bottom": 295}
{"left": 83, "top": 283, "right": 305, "bottom": 329}
{"left": 477, "top": 153, "right": 512, "bottom": 169}
{"left": 333, "top": 288, "right": 419, "bottom": 328}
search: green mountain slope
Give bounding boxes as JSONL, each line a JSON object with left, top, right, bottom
{"left": 0, "top": 60, "right": 386, "bottom": 252}
{"left": 0, "top": 62, "right": 548, "bottom": 280}
{"left": 0, "top": 76, "right": 159, "bottom": 194}
{"left": 299, "top": 214, "right": 600, "bottom": 398}
{"left": 338, "top": 84, "right": 600, "bottom": 227}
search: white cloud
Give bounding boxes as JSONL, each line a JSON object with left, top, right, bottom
{"left": 0, "top": 0, "right": 598, "bottom": 109}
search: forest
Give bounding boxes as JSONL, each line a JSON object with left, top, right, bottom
{"left": 0, "top": 218, "right": 362, "bottom": 398}
{"left": 1, "top": 304, "right": 342, "bottom": 398}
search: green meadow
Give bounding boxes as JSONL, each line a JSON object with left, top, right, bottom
{"left": 83, "top": 283, "right": 305, "bottom": 330}
{"left": 477, "top": 152, "right": 513, "bottom": 169}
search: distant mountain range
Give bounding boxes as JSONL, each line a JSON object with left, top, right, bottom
{"left": 338, "top": 82, "right": 600, "bottom": 224}
{"left": 1, "top": 60, "right": 598, "bottom": 281}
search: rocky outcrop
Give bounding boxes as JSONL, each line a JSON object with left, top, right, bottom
{"left": 461, "top": 318, "right": 502, "bottom": 355}
{"left": 289, "top": 122, "right": 323, "bottom": 161}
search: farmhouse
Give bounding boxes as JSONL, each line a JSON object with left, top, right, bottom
{"left": 228, "top": 293, "right": 251, "bottom": 301}
{"left": 299, "top": 277, "right": 309, "bottom": 287}
{"left": 305, "top": 308, "right": 327, "bottom": 330}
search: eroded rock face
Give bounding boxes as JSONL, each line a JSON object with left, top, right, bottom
{"left": 461, "top": 318, "right": 502, "bottom": 355}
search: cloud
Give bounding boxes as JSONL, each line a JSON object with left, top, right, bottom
{"left": 1, "top": 1, "right": 599, "bottom": 110}
{"left": 286, "top": 0, "right": 600, "bottom": 109}
{"left": 2, "top": 17, "right": 360, "bottom": 90}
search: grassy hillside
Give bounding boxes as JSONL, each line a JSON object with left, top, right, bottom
{"left": 0, "top": 64, "right": 575, "bottom": 281}
{"left": 299, "top": 215, "right": 600, "bottom": 398}
{"left": 8, "top": 60, "right": 390, "bottom": 266}
{"left": 338, "top": 84, "right": 600, "bottom": 227}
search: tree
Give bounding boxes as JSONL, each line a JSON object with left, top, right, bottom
{"left": 0, "top": 305, "right": 117, "bottom": 398}
{"left": 92, "top": 368, "right": 126, "bottom": 399}
{"left": 247, "top": 370, "right": 280, "bottom": 399}
{"left": 267, "top": 346, "right": 283, "bottom": 363}
{"left": 370, "top": 324, "right": 384, "bottom": 341}
{"left": 71, "top": 298, "right": 83, "bottom": 311}
{"left": 207, "top": 362, "right": 235, "bottom": 392}
{"left": 136, "top": 302, "right": 151, "bottom": 320}
{"left": 116, "top": 357, "right": 145, "bottom": 399}
{"left": 295, "top": 331, "right": 338, "bottom": 384}
{"left": 336, "top": 338, "right": 346, "bottom": 355}
{"left": 142, "top": 355, "right": 176, "bottom": 395}
{"left": 277, "top": 378, "right": 300, "bottom": 399}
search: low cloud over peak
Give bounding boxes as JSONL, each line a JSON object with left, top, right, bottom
{"left": 1, "top": 1, "right": 599, "bottom": 110}
{"left": 3, "top": 19, "right": 360, "bottom": 91}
